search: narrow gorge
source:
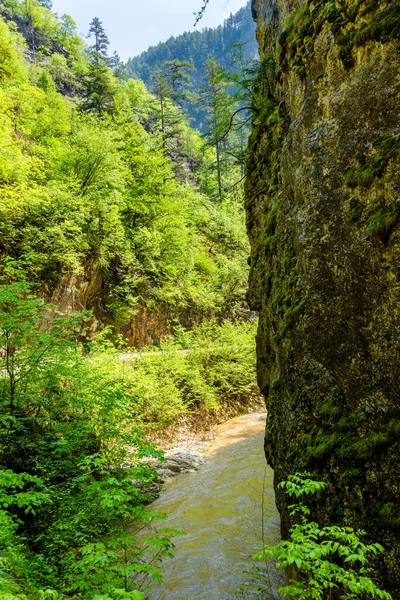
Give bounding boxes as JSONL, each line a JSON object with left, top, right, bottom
{"left": 246, "top": 0, "right": 400, "bottom": 594}
{"left": 1, "top": 0, "right": 399, "bottom": 597}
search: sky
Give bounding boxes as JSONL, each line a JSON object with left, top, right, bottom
{"left": 51, "top": 0, "right": 249, "bottom": 61}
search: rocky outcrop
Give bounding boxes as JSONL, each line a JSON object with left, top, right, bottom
{"left": 246, "top": 0, "right": 400, "bottom": 594}
{"left": 49, "top": 267, "right": 206, "bottom": 347}
{"left": 141, "top": 451, "right": 204, "bottom": 501}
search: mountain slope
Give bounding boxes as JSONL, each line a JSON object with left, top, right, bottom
{"left": 126, "top": 2, "right": 257, "bottom": 88}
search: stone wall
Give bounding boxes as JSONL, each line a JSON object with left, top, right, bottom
{"left": 246, "top": 0, "right": 400, "bottom": 593}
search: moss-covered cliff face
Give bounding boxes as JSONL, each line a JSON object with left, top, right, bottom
{"left": 246, "top": 0, "right": 400, "bottom": 593}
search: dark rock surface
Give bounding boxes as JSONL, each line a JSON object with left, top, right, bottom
{"left": 246, "top": 0, "right": 400, "bottom": 594}
{"left": 143, "top": 451, "right": 204, "bottom": 501}
{"left": 155, "top": 451, "right": 204, "bottom": 482}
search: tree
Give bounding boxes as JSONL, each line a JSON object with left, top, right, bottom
{"left": 163, "top": 58, "right": 194, "bottom": 106}
{"left": 87, "top": 17, "right": 109, "bottom": 58}
{"left": 199, "top": 57, "right": 235, "bottom": 199}
{"left": 83, "top": 18, "right": 116, "bottom": 115}
{"left": 152, "top": 69, "right": 171, "bottom": 147}
{"left": 83, "top": 62, "right": 117, "bottom": 115}
{"left": 150, "top": 68, "right": 186, "bottom": 153}
{"left": 60, "top": 13, "right": 78, "bottom": 37}
{"left": 110, "top": 50, "right": 127, "bottom": 79}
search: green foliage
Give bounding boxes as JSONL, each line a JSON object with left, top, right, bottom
{"left": 0, "top": 13, "right": 250, "bottom": 322}
{"left": 255, "top": 474, "right": 392, "bottom": 600}
{"left": 0, "top": 264, "right": 178, "bottom": 598}
{"left": 91, "top": 318, "right": 259, "bottom": 426}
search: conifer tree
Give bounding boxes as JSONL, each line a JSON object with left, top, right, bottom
{"left": 163, "top": 59, "right": 194, "bottom": 106}
{"left": 83, "top": 18, "right": 116, "bottom": 115}
{"left": 151, "top": 68, "right": 183, "bottom": 151}
{"left": 87, "top": 17, "right": 109, "bottom": 58}
{"left": 199, "top": 57, "right": 235, "bottom": 199}
{"left": 110, "top": 51, "right": 127, "bottom": 79}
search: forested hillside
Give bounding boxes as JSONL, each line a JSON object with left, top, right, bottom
{"left": 0, "top": 0, "right": 251, "bottom": 345}
{"left": 127, "top": 2, "right": 256, "bottom": 84}
{"left": 0, "top": 1, "right": 263, "bottom": 597}
{"left": 126, "top": 2, "right": 257, "bottom": 128}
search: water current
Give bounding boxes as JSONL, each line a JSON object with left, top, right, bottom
{"left": 139, "top": 412, "right": 282, "bottom": 600}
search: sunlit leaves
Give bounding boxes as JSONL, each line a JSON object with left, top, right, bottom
{"left": 256, "top": 474, "right": 392, "bottom": 600}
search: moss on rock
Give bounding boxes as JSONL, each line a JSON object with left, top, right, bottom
{"left": 247, "top": 0, "right": 400, "bottom": 594}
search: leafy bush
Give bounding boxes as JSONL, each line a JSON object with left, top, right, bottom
{"left": 0, "top": 261, "right": 179, "bottom": 599}
{"left": 254, "top": 473, "right": 392, "bottom": 600}
{"left": 91, "top": 318, "right": 259, "bottom": 426}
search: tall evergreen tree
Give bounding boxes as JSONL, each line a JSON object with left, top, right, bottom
{"left": 163, "top": 59, "right": 194, "bottom": 106}
{"left": 83, "top": 62, "right": 117, "bottom": 115}
{"left": 83, "top": 18, "right": 116, "bottom": 115}
{"left": 110, "top": 51, "right": 127, "bottom": 79}
{"left": 87, "top": 17, "right": 109, "bottom": 58}
{"left": 199, "top": 57, "right": 235, "bottom": 199}
{"left": 151, "top": 68, "right": 183, "bottom": 151}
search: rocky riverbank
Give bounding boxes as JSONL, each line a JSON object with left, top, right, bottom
{"left": 144, "top": 396, "right": 266, "bottom": 499}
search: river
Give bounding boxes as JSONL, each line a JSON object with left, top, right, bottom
{"left": 137, "top": 412, "right": 282, "bottom": 600}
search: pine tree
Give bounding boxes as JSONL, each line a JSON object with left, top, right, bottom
{"left": 83, "top": 18, "right": 116, "bottom": 115}
{"left": 87, "top": 17, "right": 109, "bottom": 58}
{"left": 110, "top": 51, "right": 127, "bottom": 80}
{"left": 83, "top": 62, "right": 117, "bottom": 115}
{"left": 162, "top": 59, "right": 194, "bottom": 106}
{"left": 151, "top": 68, "right": 183, "bottom": 151}
{"left": 199, "top": 57, "right": 235, "bottom": 199}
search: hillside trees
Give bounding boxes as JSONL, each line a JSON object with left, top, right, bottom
{"left": 126, "top": 2, "right": 257, "bottom": 128}
{"left": 0, "top": 11, "right": 249, "bottom": 333}
{"left": 149, "top": 59, "right": 197, "bottom": 176}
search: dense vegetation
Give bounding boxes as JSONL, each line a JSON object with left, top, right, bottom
{"left": 0, "top": 1, "right": 260, "bottom": 597}
{"left": 0, "top": 0, "right": 251, "bottom": 336}
{"left": 0, "top": 259, "right": 258, "bottom": 598}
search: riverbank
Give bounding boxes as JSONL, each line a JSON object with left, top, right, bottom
{"left": 146, "top": 394, "right": 266, "bottom": 495}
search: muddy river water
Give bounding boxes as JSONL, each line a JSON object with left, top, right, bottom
{"left": 139, "top": 412, "right": 282, "bottom": 600}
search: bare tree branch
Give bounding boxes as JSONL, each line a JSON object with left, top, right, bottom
{"left": 193, "top": 0, "right": 210, "bottom": 26}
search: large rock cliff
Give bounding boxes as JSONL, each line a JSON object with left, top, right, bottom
{"left": 246, "top": 0, "right": 400, "bottom": 593}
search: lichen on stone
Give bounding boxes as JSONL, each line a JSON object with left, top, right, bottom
{"left": 246, "top": 0, "right": 400, "bottom": 594}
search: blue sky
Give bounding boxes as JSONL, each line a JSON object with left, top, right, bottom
{"left": 51, "top": 0, "right": 249, "bottom": 60}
